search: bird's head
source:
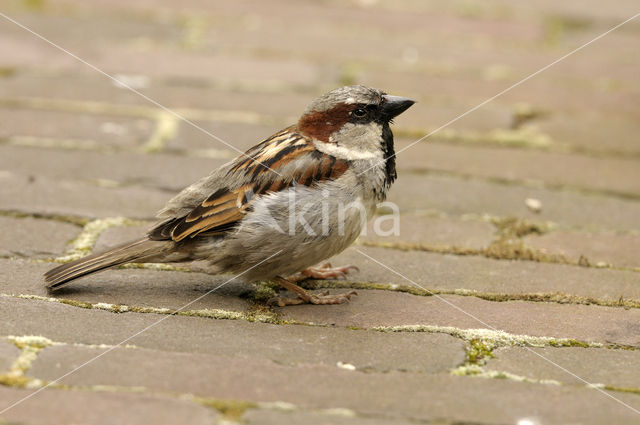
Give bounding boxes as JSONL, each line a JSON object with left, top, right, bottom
{"left": 297, "top": 85, "right": 414, "bottom": 157}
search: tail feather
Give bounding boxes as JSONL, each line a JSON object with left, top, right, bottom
{"left": 44, "top": 238, "right": 169, "bottom": 289}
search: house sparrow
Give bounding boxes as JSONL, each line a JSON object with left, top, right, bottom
{"left": 44, "top": 85, "right": 415, "bottom": 306}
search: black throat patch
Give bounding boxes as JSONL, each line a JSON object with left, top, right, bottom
{"left": 381, "top": 123, "right": 397, "bottom": 188}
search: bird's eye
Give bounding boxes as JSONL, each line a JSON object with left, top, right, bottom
{"left": 352, "top": 108, "right": 367, "bottom": 118}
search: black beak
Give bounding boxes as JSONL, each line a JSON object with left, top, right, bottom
{"left": 381, "top": 95, "right": 415, "bottom": 120}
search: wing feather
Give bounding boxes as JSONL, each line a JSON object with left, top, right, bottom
{"left": 149, "top": 129, "right": 349, "bottom": 242}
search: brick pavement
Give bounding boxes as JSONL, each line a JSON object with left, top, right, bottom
{"left": 0, "top": 1, "right": 639, "bottom": 424}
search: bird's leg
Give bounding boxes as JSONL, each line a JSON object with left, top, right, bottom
{"left": 286, "top": 262, "right": 359, "bottom": 283}
{"left": 267, "top": 276, "right": 357, "bottom": 307}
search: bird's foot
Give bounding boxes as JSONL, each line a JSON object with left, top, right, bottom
{"left": 287, "top": 262, "right": 359, "bottom": 282}
{"left": 267, "top": 276, "right": 357, "bottom": 307}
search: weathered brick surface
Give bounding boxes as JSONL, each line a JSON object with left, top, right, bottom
{"left": 23, "top": 342, "right": 640, "bottom": 425}
{"left": 488, "top": 346, "right": 640, "bottom": 389}
{"left": 0, "top": 340, "right": 19, "bottom": 373}
{"left": 524, "top": 231, "right": 640, "bottom": 269}
{"left": 0, "top": 145, "right": 222, "bottom": 192}
{"left": 1, "top": 297, "right": 466, "bottom": 373}
{"left": 0, "top": 106, "right": 154, "bottom": 149}
{"left": 1, "top": 0, "right": 639, "bottom": 423}
{"left": 278, "top": 291, "right": 640, "bottom": 347}
{"left": 390, "top": 174, "right": 640, "bottom": 232}
{"left": 0, "top": 173, "right": 168, "bottom": 219}
{"left": 332, "top": 246, "right": 640, "bottom": 303}
{"left": 361, "top": 214, "right": 495, "bottom": 250}
{"left": 0, "top": 386, "right": 218, "bottom": 425}
{"left": 0, "top": 216, "right": 79, "bottom": 258}
{"left": 243, "top": 410, "right": 417, "bottom": 425}
{"left": 396, "top": 139, "right": 640, "bottom": 197}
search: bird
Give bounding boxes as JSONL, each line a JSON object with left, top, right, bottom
{"left": 44, "top": 85, "right": 415, "bottom": 306}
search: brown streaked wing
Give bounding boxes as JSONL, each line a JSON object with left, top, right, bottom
{"left": 148, "top": 128, "right": 350, "bottom": 242}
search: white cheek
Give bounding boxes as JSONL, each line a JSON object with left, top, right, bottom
{"left": 315, "top": 142, "right": 379, "bottom": 160}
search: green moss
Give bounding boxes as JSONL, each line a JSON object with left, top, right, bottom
{"left": 0, "top": 373, "right": 32, "bottom": 388}
{"left": 492, "top": 217, "right": 550, "bottom": 239}
{"left": 548, "top": 339, "right": 591, "bottom": 349}
{"left": 197, "top": 397, "right": 257, "bottom": 420}
{"left": 604, "top": 385, "right": 640, "bottom": 395}
{"left": 59, "top": 299, "right": 94, "bottom": 309}
{"left": 544, "top": 15, "right": 594, "bottom": 46}
{"left": 0, "top": 210, "right": 88, "bottom": 226}
{"left": 0, "top": 67, "right": 16, "bottom": 78}
{"left": 511, "top": 103, "right": 547, "bottom": 129}
{"left": 251, "top": 282, "right": 278, "bottom": 303}
{"left": 142, "top": 112, "right": 179, "bottom": 153}
{"left": 23, "top": 0, "right": 46, "bottom": 11}
{"left": 467, "top": 339, "right": 495, "bottom": 364}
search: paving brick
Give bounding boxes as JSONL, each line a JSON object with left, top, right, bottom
{"left": 279, "top": 291, "right": 640, "bottom": 347}
{"left": 524, "top": 231, "right": 640, "bottom": 269}
{"left": 1, "top": 297, "right": 465, "bottom": 373}
{"left": 21, "top": 340, "right": 640, "bottom": 425}
{"left": 0, "top": 145, "right": 223, "bottom": 192}
{"left": 168, "top": 120, "right": 281, "bottom": 152}
{"left": 0, "top": 216, "right": 79, "bottom": 259}
{"left": 389, "top": 174, "right": 640, "bottom": 232}
{"left": 2, "top": 1, "right": 640, "bottom": 423}
{"left": 361, "top": 214, "right": 495, "bottom": 250}
{"left": 536, "top": 112, "right": 640, "bottom": 156}
{"left": 0, "top": 73, "right": 311, "bottom": 119}
{"left": 99, "top": 48, "right": 324, "bottom": 86}
{"left": 332, "top": 246, "right": 640, "bottom": 304}
{"left": 0, "top": 339, "right": 19, "bottom": 373}
{"left": 487, "top": 346, "right": 640, "bottom": 389}
{"left": 0, "top": 106, "right": 154, "bottom": 149}
{"left": 243, "top": 409, "right": 417, "bottom": 425}
{"left": 395, "top": 140, "right": 640, "bottom": 197}
{"left": 0, "top": 386, "right": 217, "bottom": 425}
{"left": 0, "top": 11, "right": 182, "bottom": 48}
{"left": 0, "top": 172, "right": 168, "bottom": 219}
{"left": 0, "top": 258, "right": 251, "bottom": 313}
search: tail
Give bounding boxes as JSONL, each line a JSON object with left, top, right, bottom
{"left": 44, "top": 238, "right": 171, "bottom": 289}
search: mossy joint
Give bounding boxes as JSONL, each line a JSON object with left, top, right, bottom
{"left": 300, "top": 278, "right": 640, "bottom": 310}
{"left": 178, "top": 14, "right": 209, "bottom": 50}
{"left": 0, "top": 335, "right": 55, "bottom": 389}
{"left": 56, "top": 217, "right": 147, "bottom": 263}
{"left": 6, "top": 293, "right": 279, "bottom": 324}
{"left": 195, "top": 397, "right": 258, "bottom": 421}
{"left": 0, "top": 209, "right": 89, "bottom": 227}
{"left": 142, "top": 111, "right": 180, "bottom": 153}
{"left": 360, "top": 214, "right": 639, "bottom": 273}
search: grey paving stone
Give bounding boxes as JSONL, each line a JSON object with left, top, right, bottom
{"left": 0, "top": 386, "right": 218, "bottom": 425}
{"left": 395, "top": 140, "right": 640, "bottom": 197}
{"left": 0, "top": 216, "right": 79, "bottom": 258}
{"left": 487, "top": 346, "right": 640, "bottom": 389}
{"left": 243, "top": 409, "right": 417, "bottom": 425}
{"left": 0, "top": 258, "right": 251, "bottom": 313}
{"left": 0, "top": 173, "right": 168, "bottom": 219}
{"left": 389, "top": 174, "right": 640, "bottom": 232}
{"left": 537, "top": 111, "right": 640, "bottom": 156}
{"left": 0, "top": 106, "right": 154, "bottom": 149}
{"left": 278, "top": 291, "right": 640, "bottom": 347}
{"left": 524, "top": 231, "right": 640, "bottom": 269}
{"left": 332, "top": 246, "right": 640, "bottom": 305}
{"left": 2, "top": 296, "right": 464, "bottom": 373}
{"left": 20, "top": 340, "right": 640, "bottom": 425}
{"left": 0, "top": 339, "right": 19, "bottom": 373}
{"left": 361, "top": 214, "right": 495, "bottom": 250}
{"left": 0, "top": 145, "right": 222, "bottom": 192}
{"left": 168, "top": 120, "right": 281, "bottom": 152}
{"left": 0, "top": 72, "right": 310, "bottom": 119}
